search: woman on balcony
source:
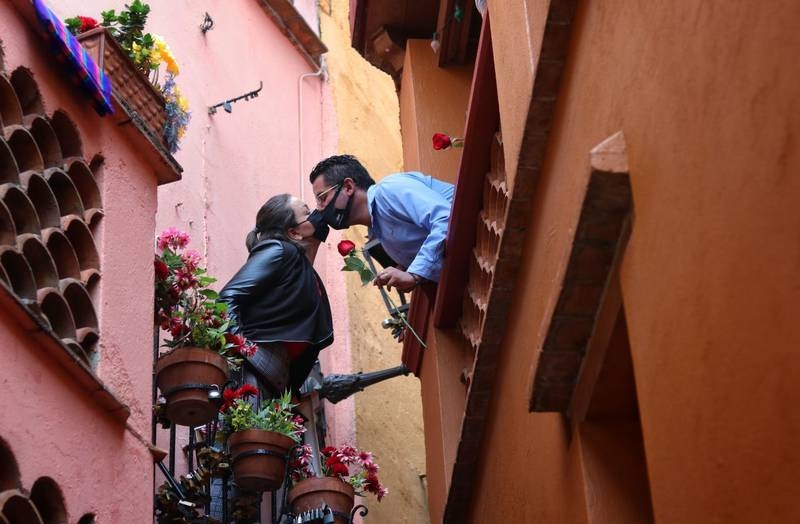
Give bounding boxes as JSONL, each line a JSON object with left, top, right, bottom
{"left": 219, "top": 194, "right": 333, "bottom": 396}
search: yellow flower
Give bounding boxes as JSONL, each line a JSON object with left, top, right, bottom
{"left": 177, "top": 95, "right": 189, "bottom": 112}
{"left": 166, "top": 58, "right": 180, "bottom": 75}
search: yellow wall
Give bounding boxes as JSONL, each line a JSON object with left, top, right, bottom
{"left": 320, "top": 1, "right": 429, "bottom": 522}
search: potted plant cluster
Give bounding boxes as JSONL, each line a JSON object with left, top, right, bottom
{"left": 65, "top": 0, "right": 190, "bottom": 153}
{"left": 154, "top": 227, "right": 257, "bottom": 426}
{"left": 219, "top": 387, "right": 306, "bottom": 492}
{"left": 289, "top": 444, "right": 388, "bottom": 522}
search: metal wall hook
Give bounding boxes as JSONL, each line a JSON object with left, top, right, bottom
{"left": 208, "top": 81, "right": 264, "bottom": 115}
{"left": 200, "top": 12, "right": 214, "bottom": 33}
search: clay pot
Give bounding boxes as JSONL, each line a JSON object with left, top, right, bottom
{"left": 228, "top": 429, "right": 294, "bottom": 492}
{"left": 288, "top": 477, "right": 355, "bottom": 524}
{"left": 77, "top": 27, "right": 167, "bottom": 142}
{"left": 155, "top": 346, "right": 229, "bottom": 426}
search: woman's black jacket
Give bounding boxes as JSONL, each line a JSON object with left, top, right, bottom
{"left": 219, "top": 239, "right": 333, "bottom": 352}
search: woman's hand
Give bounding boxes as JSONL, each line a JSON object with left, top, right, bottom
{"left": 373, "top": 267, "right": 418, "bottom": 292}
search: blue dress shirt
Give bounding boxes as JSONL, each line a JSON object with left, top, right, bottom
{"left": 367, "top": 172, "right": 455, "bottom": 282}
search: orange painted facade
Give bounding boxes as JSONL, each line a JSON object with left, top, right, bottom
{"left": 354, "top": 0, "right": 800, "bottom": 522}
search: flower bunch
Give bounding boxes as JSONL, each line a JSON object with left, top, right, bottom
{"left": 162, "top": 73, "right": 190, "bottom": 153}
{"left": 155, "top": 227, "right": 256, "bottom": 367}
{"left": 65, "top": 1, "right": 191, "bottom": 150}
{"left": 432, "top": 132, "right": 464, "bottom": 150}
{"left": 291, "top": 444, "right": 388, "bottom": 501}
{"left": 64, "top": 16, "right": 98, "bottom": 33}
{"left": 220, "top": 388, "right": 306, "bottom": 442}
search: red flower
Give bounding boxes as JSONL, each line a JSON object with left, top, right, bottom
{"left": 432, "top": 132, "right": 452, "bottom": 150}
{"left": 337, "top": 240, "right": 356, "bottom": 257}
{"left": 225, "top": 332, "right": 246, "bottom": 347}
{"left": 236, "top": 384, "right": 259, "bottom": 398}
{"left": 77, "top": 16, "right": 98, "bottom": 32}
{"left": 154, "top": 258, "right": 170, "bottom": 281}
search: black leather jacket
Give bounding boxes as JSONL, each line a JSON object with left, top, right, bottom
{"left": 219, "top": 239, "right": 334, "bottom": 351}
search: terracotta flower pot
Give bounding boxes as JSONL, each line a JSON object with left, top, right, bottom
{"left": 288, "top": 477, "right": 355, "bottom": 524}
{"left": 228, "top": 429, "right": 294, "bottom": 492}
{"left": 77, "top": 26, "right": 167, "bottom": 142}
{"left": 155, "top": 346, "right": 229, "bottom": 426}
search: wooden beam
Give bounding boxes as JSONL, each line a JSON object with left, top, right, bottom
{"left": 434, "top": 13, "right": 498, "bottom": 328}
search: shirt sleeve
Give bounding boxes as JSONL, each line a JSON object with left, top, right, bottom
{"left": 376, "top": 178, "right": 452, "bottom": 282}
{"left": 219, "top": 241, "right": 285, "bottom": 333}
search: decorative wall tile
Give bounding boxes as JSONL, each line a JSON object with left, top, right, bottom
{"left": 0, "top": 66, "right": 103, "bottom": 364}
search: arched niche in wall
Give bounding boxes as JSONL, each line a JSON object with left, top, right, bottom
{"left": 0, "top": 139, "right": 20, "bottom": 186}
{"left": 0, "top": 74, "right": 23, "bottom": 128}
{"left": 18, "top": 234, "right": 59, "bottom": 291}
{"left": 42, "top": 228, "right": 80, "bottom": 281}
{"left": 19, "top": 172, "right": 60, "bottom": 230}
{"left": 65, "top": 160, "right": 101, "bottom": 218}
{"left": 63, "top": 216, "right": 100, "bottom": 280}
{"left": 6, "top": 126, "right": 44, "bottom": 173}
{"left": 39, "top": 288, "right": 77, "bottom": 341}
{"left": 0, "top": 247, "right": 37, "bottom": 302}
{"left": 25, "top": 116, "right": 62, "bottom": 169}
{"left": 9, "top": 67, "right": 44, "bottom": 117}
{"left": 0, "top": 437, "right": 21, "bottom": 491}
{"left": 0, "top": 184, "right": 40, "bottom": 236}
{"left": 0, "top": 200, "right": 16, "bottom": 246}
{"left": 42, "top": 168, "right": 84, "bottom": 219}
{"left": 29, "top": 478, "right": 67, "bottom": 524}
{"left": 49, "top": 111, "right": 83, "bottom": 161}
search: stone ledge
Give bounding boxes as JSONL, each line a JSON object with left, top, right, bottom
{"left": 0, "top": 280, "right": 131, "bottom": 421}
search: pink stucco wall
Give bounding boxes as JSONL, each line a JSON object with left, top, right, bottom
{"left": 1, "top": 2, "right": 160, "bottom": 520}
{"left": 1, "top": 0, "right": 354, "bottom": 520}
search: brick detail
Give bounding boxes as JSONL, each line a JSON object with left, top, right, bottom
{"left": 530, "top": 132, "right": 632, "bottom": 412}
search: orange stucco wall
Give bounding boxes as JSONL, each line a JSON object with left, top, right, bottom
{"left": 397, "top": 38, "right": 473, "bottom": 522}
{"left": 400, "top": 39, "right": 473, "bottom": 184}
{"left": 468, "top": 0, "right": 800, "bottom": 522}
{"left": 400, "top": 0, "right": 800, "bottom": 522}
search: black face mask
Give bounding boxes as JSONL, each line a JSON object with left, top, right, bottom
{"left": 321, "top": 184, "right": 353, "bottom": 230}
{"left": 306, "top": 209, "right": 330, "bottom": 242}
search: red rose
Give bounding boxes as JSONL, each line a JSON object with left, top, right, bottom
{"left": 77, "top": 16, "right": 98, "bottom": 32}
{"left": 432, "top": 132, "right": 452, "bottom": 150}
{"left": 337, "top": 240, "right": 356, "bottom": 257}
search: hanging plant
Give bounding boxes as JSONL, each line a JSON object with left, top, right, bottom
{"left": 65, "top": 1, "right": 190, "bottom": 152}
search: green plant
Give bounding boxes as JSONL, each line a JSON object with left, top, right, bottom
{"left": 220, "top": 388, "right": 305, "bottom": 442}
{"left": 65, "top": 2, "right": 190, "bottom": 149}
{"left": 155, "top": 227, "right": 256, "bottom": 368}
{"left": 290, "top": 444, "right": 388, "bottom": 501}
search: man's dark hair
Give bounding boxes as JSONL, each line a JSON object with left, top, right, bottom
{"left": 308, "top": 155, "right": 376, "bottom": 190}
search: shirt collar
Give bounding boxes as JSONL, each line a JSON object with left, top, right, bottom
{"left": 366, "top": 184, "right": 379, "bottom": 238}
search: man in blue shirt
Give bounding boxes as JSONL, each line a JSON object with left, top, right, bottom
{"left": 309, "top": 155, "right": 454, "bottom": 292}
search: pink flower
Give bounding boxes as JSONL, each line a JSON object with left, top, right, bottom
{"left": 175, "top": 267, "right": 198, "bottom": 290}
{"left": 157, "top": 227, "right": 190, "bottom": 251}
{"left": 181, "top": 249, "right": 201, "bottom": 271}
{"left": 364, "top": 461, "right": 379, "bottom": 475}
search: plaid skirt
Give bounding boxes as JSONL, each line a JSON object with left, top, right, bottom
{"left": 244, "top": 342, "right": 290, "bottom": 397}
